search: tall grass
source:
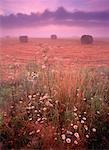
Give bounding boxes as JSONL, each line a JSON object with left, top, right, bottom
{"left": 0, "top": 61, "right": 109, "bottom": 149}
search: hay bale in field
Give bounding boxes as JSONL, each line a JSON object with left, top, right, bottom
{"left": 19, "top": 35, "right": 28, "bottom": 43}
{"left": 51, "top": 34, "right": 57, "bottom": 39}
{"left": 81, "top": 35, "right": 93, "bottom": 44}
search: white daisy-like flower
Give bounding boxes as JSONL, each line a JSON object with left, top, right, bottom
{"left": 83, "top": 98, "right": 86, "bottom": 101}
{"left": 74, "top": 106, "right": 77, "bottom": 112}
{"left": 74, "top": 113, "right": 78, "bottom": 117}
{"left": 74, "top": 132, "right": 80, "bottom": 139}
{"left": 34, "top": 110, "right": 38, "bottom": 113}
{"left": 66, "top": 138, "right": 71, "bottom": 144}
{"left": 43, "top": 107, "right": 47, "bottom": 111}
{"left": 74, "top": 140, "right": 78, "bottom": 144}
{"left": 81, "top": 120, "right": 85, "bottom": 124}
{"left": 84, "top": 112, "right": 87, "bottom": 114}
{"left": 84, "top": 125, "right": 88, "bottom": 131}
{"left": 37, "top": 118, "right": 41, "bottom": 122}
{"left": 92, "top": 128, "right": 96, "bottom": 132}
{"left": 71, "top": 123, "right": 73, "bottom": 126}
{"left": 29, "top": 131, "right": 35, "bottom": 135}
{"left": 29, "top": 118, "right": 32, "bottom": 121}
{"left": 82, "top": 117, "right": 86, "bottom": 121}
{"left": 28, "top": 95, "right": 32, "bottom": 100}
{"left": 42, "top": 65, "right": 46, "bottom": 69}
{"left": 97, "top": 111, "right": 100, "bottom": 114}
{"left": 19, "top": 101, "right": 23, "bottom": 104}
{"left": 61, "top": 134, "right": 66, "bottom": 140}
{"left": 86, "top": 134, "right": 89, "bottom": 138}
{"left": 31, "top": 106, "right": 35, "bottom": 109}
{"left": 45, "top": 101, "right": 53, "bottom": 107}
{"left": 67, "top": 130, "right": 73, "bottom": 135}
{"left": 73, "top": 125, "right": 78, "bottom": 130}
{"left": 36, "top": 129, "right": 40, "bottom": 133}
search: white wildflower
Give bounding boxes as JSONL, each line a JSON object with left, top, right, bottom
{"left": 74, "top": 132, "right": 80, "bottom": 139}
{"left": 74, "top": 106, "right": 77, "bottom": 112}
{"left": 74, "top": 140, "right": 78, "bottom": 145}
{"left": 34, "top": 110, "right": 38, "bottom": 113}
{"left": 66, "top": 138, "right": 71, "bottom": 144}
{"left": 82, "top": 117, "right": 86, "bottom": 121}
{"left": 61, "top": 134, "right": 66, "bottom": 140}
{"left": 73, "top": 125, "right": 78, "bottom": 130}
{"left": 28, "top": 95, "right": 32, "bottom": 100}
{"left": 92, "top": 128, "right": 96, "bottom": 132}
{"left": 74, "top": 113, "right": 78, "bottom": 117}
{"left": 81, "top": 120, "right": 85, "bottom": 124}
{"left": 36, "top": 129, "right": 40, "bottom": 133}
{"left": 66, "top": 131, "right": 73, "bottom": 135}
{"left": 45, "top": 101, "right": 53, "bottom": 107}
{"left": 86, "top": 134, "right": 89, "bottom": 138}
{"left": 84, "top": 125, "right": 88, "bottom": 131}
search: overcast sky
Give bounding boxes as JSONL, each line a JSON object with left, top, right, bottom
{"left": 0, "top": 0, "right": 109, "bottom": 37}
{"left": 0, "top": 0, "right": 109, "bottom": 15}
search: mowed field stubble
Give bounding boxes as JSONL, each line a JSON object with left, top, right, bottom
{"left": 0, "top": 38, "right": 109, "bottom": 68}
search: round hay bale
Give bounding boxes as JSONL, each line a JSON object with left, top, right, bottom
{"left": 81, "top": 35, "right": 93, "bottom": 44}
{"left": 19, "top": 36, "right": 28, "bottom": 43}
{"left": 51, "top": 34, "right": 57, "bottom": 40}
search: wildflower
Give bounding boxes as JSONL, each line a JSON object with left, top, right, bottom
{"left": 54, "top": 137, "right": 57, "bottom": 141}
{"left": 81, "top": 120, "right": 85, "bottom": 124}
{"left": 84, "top": 125, "right": 88, "bottom": 131}
{"left": 33, "top": 94, "right": 36, "bottom": 98}
{"left": 34, "top": 110, "right": 38, "bottom": 113}
{"left": 19, "top": 101, "right": 23, "bottom": 104}
{"left": 10, "top": 105, "right": 14, "bottom": 109}
{"left": 28, "top": 95, "right": 32, "bottom": 100}
{"left": 74, "top": 106, "right": 77, "bottom": 112}
{"left": 92, "top": 128, "right": 96, "bottom": 132}
{"left": 42, "top": 94, "right": 49, "bottom": 100}
{"left": 36, "top": 129, "right": 40, "bottom": 133}
{"left": 79, "top": 115, "right": 81, "bottom": 118}
{"left": 42, "top": 65, "right": 46, "bottom": 69}
{"left": 43, "top": 107, "right": 47, "bottom": 111}
{"left": 71, "top": 123, "right": 73, "bottom": 126}
{"left": 29, "top": 118, "right": 32, "bottom": 121}
{"left": 61, "top": 134, "right": 66, "bottom": 140}
{"left": 37, "top": 118, "right": 41, "bottom": 122}
{"left": 74, "top": 140, "right": 78, "bottom": 145}
{"left": 74, "top": 113, "right": 78, "bottom": 117}
{"left": 61, "top": 128, "right": 64, "bottom": 131}
{"left": 97, "top": 111, "right": 100, "bottom": 114}
{"left": 86, "top": 134, "right": 89, "bottom": 138}
{"left": 45, "top": 101, "right": 53, "bottom": 107}
{"left": 77, "top": 93, "right": 79, "bottom": 97}
{"left": 31, "top": 106, "right": 35, "bottom": 109}
{"left": 4, "top": 112, "right": 7, "bottom": 117}
{"left": 66, "top": 138, "right": 71, "bottom": 144}
{"left": 67, "top": 131, "right": 73, "bottom": 135}
{"left": 74, "top": 132, "right": 80, "bottom": 139}
{"left": 29, "top": 131, "right": 35, "bottom": 135}
{"left": 82, "top": 117, "right": 86, "bottom": 121}
{"left": 83, "top": 98, "right": 86, "bottom": 101}
{"left": 42, "top": 117, "right": 47, "bottom": 121}
{"left": 73, "top": 125, "right": 78, "bottom": 130}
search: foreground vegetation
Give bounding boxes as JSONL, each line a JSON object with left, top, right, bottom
{"left": 0, "top": 61, "right": 109, "bottom": 149}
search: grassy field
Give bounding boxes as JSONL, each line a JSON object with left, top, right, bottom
{"left": 0, "top": 38, "right": 109, "bottom": 149}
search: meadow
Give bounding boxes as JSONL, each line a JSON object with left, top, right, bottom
{"left": 0, "top": 38, "right": 109, "bottom": 149}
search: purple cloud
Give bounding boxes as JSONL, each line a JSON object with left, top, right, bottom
{"left": 0, "top": 7, "right": 109, "bottom": 28}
